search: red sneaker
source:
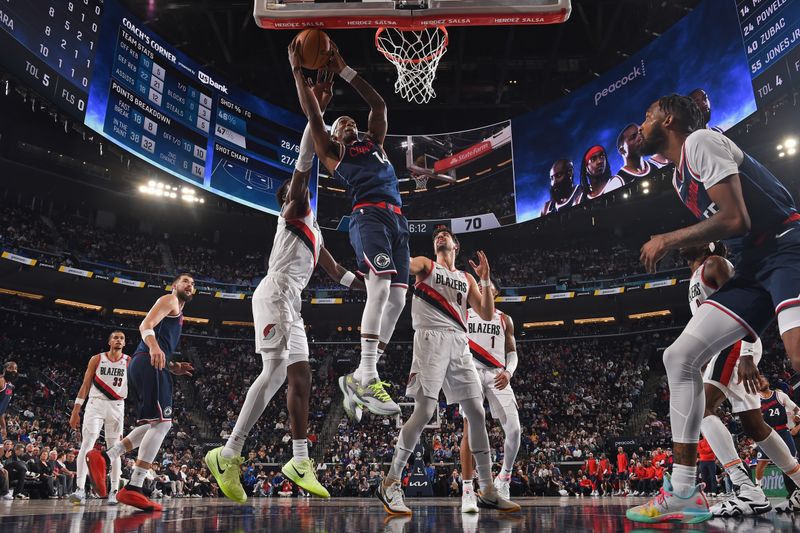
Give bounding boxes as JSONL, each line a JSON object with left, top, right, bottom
{"left": 116, "top": 487, "right": 163, "bottom": 512}
{"left": 86, "top": 449, "right": 109, "bottom": 497}
{"left": 113, "top": 510, "right": 162, "bottom": 533}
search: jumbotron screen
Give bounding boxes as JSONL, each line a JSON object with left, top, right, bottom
{"left": 0, "top": 0, "right": 781, "bottom": 229}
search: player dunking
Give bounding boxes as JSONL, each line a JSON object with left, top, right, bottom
{"left": 628, "top": 94, "right": 800, "bottom": 524}
{"left": 206, "top": 63, "right": 363, "bottom": 503}
{"left": 86, "top": 274, "right": 195, "bottom": 511}
{"left": 680, "top": 242, "right": 800, "bottom": 516}
{"left": 377, "top": 228, "right": 519, "bottom": 515}
{"left": 294, "top": 43, "right": 409, "bottom": 418}
{"left": 459, "top": 281, "right": 520, "bottom": 512}
{"left": 68, "top": 331, "right": 129, "bottom": 505}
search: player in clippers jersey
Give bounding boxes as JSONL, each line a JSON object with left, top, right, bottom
{"left": 682, "top": 242, "right": 800, "bottom": 515}
{"left": 292, "top": 41, "right": 409, "bottom": 419}
{"left": 86, "top": 274, "right": 195, "bottom": 512}
{"left": 68, "top": 331, "right": 129, "bottom": 505}
{"left": 207, "top": 67, "right": 363, "bottom": 503}
{"left": 377, "top": 227, "right": 519, "bottom": 515}
{"left": 754, "top": 376, "right": 800, "bottom": 500}
{"left": 629, "top": 93, "right": 800, "bottom": 524}
{"left": 459, "top": 281, "right": 520, "bottom": 512}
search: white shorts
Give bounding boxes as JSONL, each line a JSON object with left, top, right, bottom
{"left": 476, "top": 366, "right": 518, "bottom": 422}
{"left": 703, "top": 341, "right": 762, "bottom": 413}
{"left": 252, "top": 273, "right": 308, "bottom": 364}
{"left": 83, "top": 397, "right": 124, "bottom": 441}
{"left": 406, "top": 329, "right": 482, "bottom": 404}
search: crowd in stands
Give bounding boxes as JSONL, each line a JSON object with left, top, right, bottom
{"left": 1, "top": 197, "right": 688, "bottom": 294}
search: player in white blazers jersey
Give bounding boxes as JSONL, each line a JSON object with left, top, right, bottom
{"left": 68, "top": 331, "right": 130, "bottom": 505}
{"left": 206, "top": 68, "right": 365, "bottom": 503}
{"left": 377, "top": 228, "right": 519, "bottom": 515}
{"left": 681, "top": 242, "right": 800, "bottom": 516}
{"left": 459, "top": 281, "right": 520, "bottom": 510}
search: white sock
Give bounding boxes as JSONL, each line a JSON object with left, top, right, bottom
{"left": 356, "top": 338, "right": 379, "bottom": 385}
{"left": 700, "top": 415, "right": 753, "bottom": 487}
{"left": 757, "top": 430, "right": 800, "bottom": 485}
{"left": 671, "top": 463, "right": 697, "bottom": 497}
{"left": 293, "top": 439, "right": 309, "bottom": 462}
{"left": 129, "top": 466, "right": 148, "bottom": 488}
{"left": 463, "top": 479, "right": 474, "bottom": 494}
{"left": 500, "top": 466, "right": 513, "bottom": 479}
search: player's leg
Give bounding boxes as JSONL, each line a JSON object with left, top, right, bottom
{"left": 460, "top": 415, "right": 478, "bottom": 513}
{"left": 627, "top": 303, "right": 751, "bottom": 524}
{"left": 487, "top": 377, "right": 521, "bottom": 498}
{"left": 281, "top": 320, "right": 329, "bottom": 498}
{"left": 71, "top": 402, "right": 102, "bottom": 504}
{"left": 754, "top": 459, "right": 769, "bottom": 485}
{"left": 104, "top": 403, "right": 124, "bottom": 503}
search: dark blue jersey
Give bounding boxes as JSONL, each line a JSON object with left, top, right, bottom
{"left": 761, "top": 391, "right": 789, "bottom": 429}
{"left": 674, "top": 130, "right": 798, "bottom": 256}
{"left": 134, "top": 312, "right": 184, "bottom": 357}
{"left": 333, "top": 136, "right": 402, "bottom": 209}
{"left": 0, "top": 383, "right": 12, "bottom": 415}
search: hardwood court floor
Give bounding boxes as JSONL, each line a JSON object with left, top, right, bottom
{"left": 2, "top": 496, "right": 800, "bottom": 532}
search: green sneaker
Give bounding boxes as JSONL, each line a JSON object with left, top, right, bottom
{"left": 281, "top": 458, "right": 330, "bottom": 498}
{"left": 342, "top": 373, "right": 400, "bottom": 416}
{"left": 338, "top": 374, "right": 362, "bottom": 422}
{"left": 204, "top": 446, "right": 246, "bottom": 503}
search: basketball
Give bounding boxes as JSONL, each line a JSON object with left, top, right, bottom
{"left": 294, "top": 29, "right": 331, "bottom": 70}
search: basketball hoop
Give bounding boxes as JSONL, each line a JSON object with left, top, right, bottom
{"left": 412, "top": 172, "right": 429, "bottom": 191}
{"left": 375, "top": 26, "right": 448, "bottom": 105}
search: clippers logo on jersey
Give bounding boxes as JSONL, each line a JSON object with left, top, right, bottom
{"left": 90, "top": 352, "right": 129, "bottom": 401}
{"left": 267, "top": 209, "right": 323, "bottom": 288}
{"left": 333, "top": 137, "right": 402, "bottom": 208}
{"left": 412, "top": 261, "right": 469, "bottom": 331}
{"left": 467, "top": 309, "right": 506, "bottom": 369}
{"left": 761, "top": 391, "right": 789, "bottom": 430}
{"left": 374, "top": 253, "right": 391, "bottom": 269}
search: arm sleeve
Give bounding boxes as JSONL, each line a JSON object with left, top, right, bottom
{"left": 294, "top": 123, "right": 316, "bottom": 172}
{"left": 505, "top": 351, "right": 518, "bottom": 376}
{"left": 683, "top": 130, "right": 742, "bottom": 189}
{"left": 778, "top": 390, "right": 799, "bottom": 412}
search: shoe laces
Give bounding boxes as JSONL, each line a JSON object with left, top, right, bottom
{"left": 646, "top": 487, "right": 668, "bottom": 509}
{"left": 368, "top": 380, "right": 393, "bottom": 402}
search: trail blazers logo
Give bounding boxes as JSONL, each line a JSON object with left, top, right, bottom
{"left": 263, "top": 324, "right": 277, "bottom": 341}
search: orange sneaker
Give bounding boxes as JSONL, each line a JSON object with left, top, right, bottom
{"left": 116, "top": 487, "right": 163, "bottom": 512}
{"left": 86, "top": 449, "right": 109, "bottom": 497}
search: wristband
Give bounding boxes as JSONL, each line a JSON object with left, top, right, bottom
{"left": 339, "top": 66, "right": 357, "bottom": 83}
{"left": 74, "top": 398, "right": 84, "bottom": 406}
{"left": 479, "top": 279, "right": 491, "bottom": 288}
{"left": 141, "top": 328, "right": 155, "bottom": 340}
{"left": 340, "top": 271, "right": 356, "bottom": 288}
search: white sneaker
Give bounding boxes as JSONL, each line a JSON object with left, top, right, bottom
{"left": 1, "top": 493, "right": 13, "bottom": 501}
{"left": 775, "top": 488, "right": 800, "bottom": 513}
{"left": 709, "top": 483, "right": 771, "bottom": 517}
{"left": 494, "top": 476, "right": 511, "bottom": 500}
{"left": 377, "top": 480, "right": 411, "bottom": 515}
{"left": 461, "top": 490, "right": 479, "bottom": 513}
{"left": 108, "top": 490, "right": 118, "bottom": 505}
{"left": 69, "top": 489, "right": 86, "bottom": 505}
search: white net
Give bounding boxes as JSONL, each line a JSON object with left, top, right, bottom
{"left": 375, "top": 26, "right": 448, "bottom": 105}
{"left": 412, "top": 173, "right": 429, "bottom": 191}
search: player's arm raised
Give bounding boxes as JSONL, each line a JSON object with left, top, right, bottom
{"left": 466, "top": 251, "right": 494, "bottom": 321}
{"left": 409, "top": 256, "right": 433, "bottom": 279}
{"left": 69, "top": 354, "right": 100, "bottom": 430}
{"left": 318, "top": 246, "right": 366, "bottom": 291}
{"left": 139, "top": 294, "right": 179, "bottom": 370}
{"left": 495, "top": 314, "right": 517, "bottom": 391}
{"left": 328, "top": 45, "right": 387, "bottom": 145}
{"left": 289, "top": 42, "right": 340, "bottom": 173}
{"left": 285, "top": 69, "right": 335, "bottom": 220}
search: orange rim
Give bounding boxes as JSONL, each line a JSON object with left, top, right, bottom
{"left": 375, "top": 26, "right": 448, "bottom": 65}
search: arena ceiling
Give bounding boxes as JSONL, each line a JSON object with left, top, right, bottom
{"left": 118, "top": 0, "right": 702, "bottom": 132}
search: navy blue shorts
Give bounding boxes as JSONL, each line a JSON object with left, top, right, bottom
{"left": 129, "top": 352, "right": 174, "bottom": 423}
{"left": 349, "top": 205, "right": 410, "bottom": 287}
{"left": 756, "top": 428, "right": 797, "bottom": 461}
{"left": 707, "top": 223, "right": 800, "bottom": 341}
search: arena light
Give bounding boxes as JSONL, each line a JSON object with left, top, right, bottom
{"left": 113, "top": 308, "right": 147, "bottom": 317}
{"left": 623, "top": 193, "right": 629, "bottom": 199}
{"left": 54, "top": 298, "right": 102, "bottom": 311}
{"left": 641, "top": 180, "right": 650, "bottom": 188}
{"left": 475, "top": 168, "right": 492, "bottom": 176}
{"left": 573, "top": 316, "right": 615, "bottom": 325}
{"left": 523, "top": 320, "right": 565, "bottom": 328}
{"left": 0, "top": 287, "right": 44, "bottom": 300}
{"left": 182, "top": 316, "right": 209, "bottom": 324}
{"left": 643, "top": 188, "right": 650, "bottom": 194}
{"left": 785, "top": 138, "right": 797, "bottom": 149}
{"left": 456, "top": 176, "right": 470, "bottom": 183}
{"left": 497, "top": 158, "right": 512, "bottom": 167}
{"left": 629, "top": 310, "right": 671, "bottom": 319}
{"left": 221, "top": 320, "right": 254, "bottom": 327}
{"left": 789, "top": 148, "right": 797, "bottom": 156}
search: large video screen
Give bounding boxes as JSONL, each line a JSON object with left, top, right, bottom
{"left": 0, "top": 0, "right": 771, "bottom": 228}
{"left": 511, "top": 0, "right": 758, "bottom": 223}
